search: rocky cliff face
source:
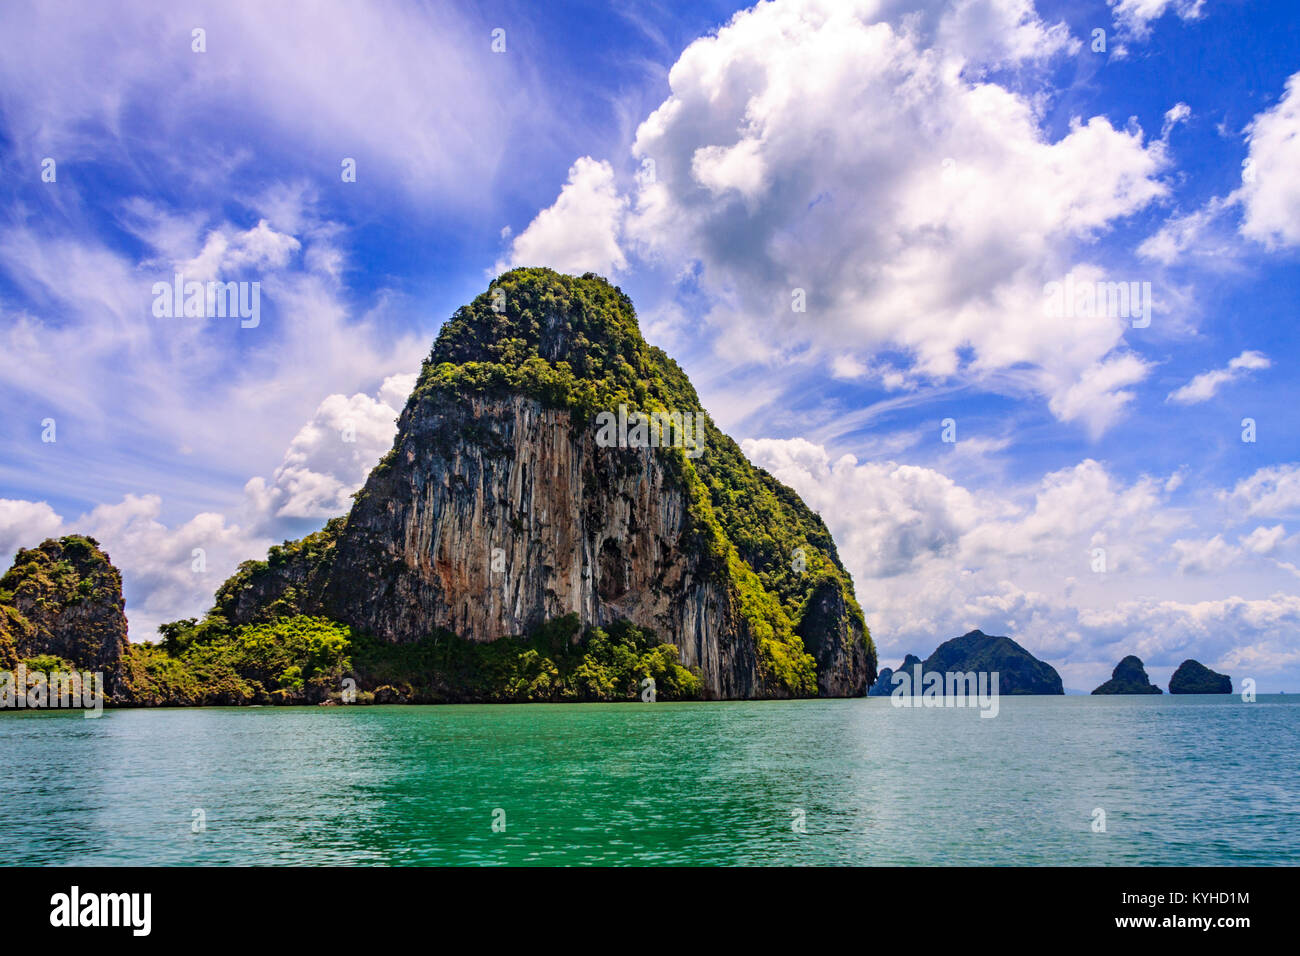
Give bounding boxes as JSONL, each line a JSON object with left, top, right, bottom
{"left": 796, "top": 578, "right": 873, "bottom": 697}
{"left": 324, "top": 392, "right": 762, "bottom": 697}
{"left": 1092, "top": 655, "right": 1162, "bottom": 694}
{"left": 214, "top": 268, "right": 875, "bottom": 699}
{"left": 0, "top": 536, "right": 130, "bottom": 695}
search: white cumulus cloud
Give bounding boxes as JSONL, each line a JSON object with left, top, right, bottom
{"left": 1221, "top": 464, "right": 1300, "bottom": 520}
{"left": 512, "top": 0, "right": 1173, "bottom": 435}
{"left": 1110, "top": 0, "right": 1206, "bottom": 39}
{"left": 242, "top": 373, "right": 413, "bottom": 525}
{"left": 1239, "top": 71, "right": 1300, "bottom": 249}
{"left": 740, "top": 435, "right": 1300, "bottom": 683}
{"left": 498, "top": 158, "right": 629, "bottom": 277}
{"left": 0, "top": 499, "right": 64, "bottom": 562}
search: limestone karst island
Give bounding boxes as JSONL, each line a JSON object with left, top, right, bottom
{"left": 3, "top": 270, "right": 876, "bottom": 706}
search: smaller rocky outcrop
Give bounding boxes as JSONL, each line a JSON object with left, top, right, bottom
{"left": 0, "top": 536, "right": 131, "bottom": 696}
{"left": 868, "top": 653, "right": 921, "bottom": 696}
{"left": 1169, "top": 659, "right": 1232, "bottom": 694}
{"left": 1092, "top": 655, "right": 1162, "bottom": 695}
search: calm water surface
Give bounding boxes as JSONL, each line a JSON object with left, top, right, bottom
{"left": 2, "top": 695, "right": 1296, "bottom": 865}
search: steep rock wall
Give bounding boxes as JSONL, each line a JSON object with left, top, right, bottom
{"left": 320, "top": 393, "right": 764, "bottom": 698}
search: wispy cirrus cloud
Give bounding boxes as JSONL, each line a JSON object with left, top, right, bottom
{"left": 1139, "top": 70, "right": 1300, "bottom": 262}
{"left": 0, "top": 0, "right": 553, "bottom": 210}
{"left": 1109, "top": 0, "right": 1206, "bottom": 40}
{"left": 0, "top": 193, "right": 426, "bottom": 497}
{"left": 1166, "top": 350, "right": 1271, "bottom": 405}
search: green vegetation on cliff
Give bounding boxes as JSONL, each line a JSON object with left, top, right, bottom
{"left": 923, "top": 629, "right": 1063, "bottom": 695}
{"left": 6, "top": 269, "right": 875, "bottom": 705}
{"left": 1, "top": 534, "right": 117, "bottom": 599}
{"left": 0, "top": 536, "right": 121, "bottom": 658}
{"left": 209, "top": 517, "right": 346, "bottom": 626}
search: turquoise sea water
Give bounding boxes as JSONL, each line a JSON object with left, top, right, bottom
{"left": 2, "top": 695, "right": 1296, "bottom": 865}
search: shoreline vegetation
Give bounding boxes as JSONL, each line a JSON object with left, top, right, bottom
{"left": 127, "top": 612, "right": 704, "bottom": 707}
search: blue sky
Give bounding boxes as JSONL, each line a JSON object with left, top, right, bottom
{"left": 1, "top": 0, "right": 1298, "bottom": 691}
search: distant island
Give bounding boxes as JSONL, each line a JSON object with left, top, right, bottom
{"left": 868, "top": 630, "right": 1063, "bottom": 695}
{"left": 865, "top": 642, "right": 1239, "bottom": 700}
{"left": 1169, "top": 659, "right": 1232, "bottom": 694}
{"left": 1092, "top": 655, "right": 1162, "bottom": 695}
{"left": 868, "top": 654, "right": 923, "bottom": 697}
